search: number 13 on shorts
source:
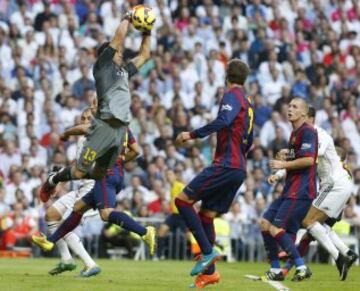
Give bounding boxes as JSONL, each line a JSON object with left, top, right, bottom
{"left": 83, "top": 147, "right": 97, "bottom": 162}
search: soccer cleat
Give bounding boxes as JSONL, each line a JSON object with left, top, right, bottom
{"left": 32, "top": 233, "right": 54, "bottom": 252}
{"left": 335, "top": 253, "right": 351, "bottom": 280}
{"left": 40, "top": 174, "right": 57, "bottom": 203}
{"left": 291, "top": 267, "right": 312, "bottom": 282}
{"left": 190, "top": 250, "right": 221, "bottom": 276}
{"left": 49, "top": 262, "right": 76, "bottom": 275}
{"left": 265, "top": 270, "right": 285, "bottom": 281}
{"left": 347, "top": 250, "right": 359, "bottom": 268}
{"left": 142, "top": 226, "right": 156, "bottom": 256}
{"left": 79, "top": 266, "right": 101, "bottom": 277}
{"left": 189, "top": 271, "right": 220, "bottom": 289}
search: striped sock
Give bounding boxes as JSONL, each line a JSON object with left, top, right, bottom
{"left": 199, "top": 213, "right": 216, "bottom": 275}
{"left": 108, "top": 211, "right": 146, "bottom": 236}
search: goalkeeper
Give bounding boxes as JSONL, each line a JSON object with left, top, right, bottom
{"left": 39, "top": 7, "right": 154, "bottom": 203}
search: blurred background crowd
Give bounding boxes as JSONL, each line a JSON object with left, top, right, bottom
{"left": 0, "top": 0, "right": 359, "bottom": 261}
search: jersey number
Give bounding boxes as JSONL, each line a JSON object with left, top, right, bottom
{"left": 83, "top": 148, "right": 97, "bottom": 162}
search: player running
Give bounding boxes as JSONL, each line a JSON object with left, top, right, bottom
{"left": 269, "top": 106, "right": 357, "bottom": 280}
{"left": 175, "top": 59, "right": 253, "bottom": 288}
{"left": 32, "top": 126, "right": 156, "bottom": 259}
{"left": 45, "top": 107, "right": 100, "bottom": 277}
{"left": 261, "top": 98, "right": 318, "bottom": 282}
{"left": 39, "top": 8, "right": 152, "bottom": 203}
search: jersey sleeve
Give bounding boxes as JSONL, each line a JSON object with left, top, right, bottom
{"left": 298, "top": 128, "right": 317, "bottom": 158}
{"left": 191, "top": 92, "right": 241, "bottom": 138}
{"left": 127, "top": 128, "right": 136, "bottom": 145}
{"left": 96, "top": 46, "right": 116, "bottom": 68}
{"left": 123, "top": 62, "right": 138, "bottom": 78}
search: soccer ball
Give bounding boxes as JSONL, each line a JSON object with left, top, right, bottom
{"left": 132, "top": 5, "right": 156, "bottom": 33}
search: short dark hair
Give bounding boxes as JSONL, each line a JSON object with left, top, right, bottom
{"left": 226, "top": 59, "right": 250, "bottom": 85}
{"left": 307, "top": 105, "right": 316, "bottom": 119}
{"left": 96, "top": 41, "right": 110, "bottom": 57}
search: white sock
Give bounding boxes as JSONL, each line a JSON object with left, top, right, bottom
{"left": 308, "top": 222, "right": 339, "bottom": 260}
{"left": 64, "top": 232, "right": 96, "bottom": 268}
{"left": 47, "top": 221, "right": 73, "bottom": 263}
{"left": 324, "top": 225, "right": 350, "bottom": 256}
{"left": 270, "top": 268, "right": 282, "bottom": 274}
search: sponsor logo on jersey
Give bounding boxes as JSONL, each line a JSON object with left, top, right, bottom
{"left": 301, "top": 143, "right": 311, "bottom": 150}
{"left": 221, "top": 104, "right": 233, "bottom": 111}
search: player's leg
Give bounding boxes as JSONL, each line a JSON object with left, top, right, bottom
{"left": 93, "top": 177, "right": 156, "bottom": 255}
{"left": 32, "top": 198, "right": 92, "bottom": 251}
{"left": 270, "top": 199, "right": 313, "bottom": 282}
{"left": 45, "top": 203, "right": 76, "bottom": 275}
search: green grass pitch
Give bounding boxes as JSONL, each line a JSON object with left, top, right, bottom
{"left": 0, "top": 258, "right": 359, "bottom": 290}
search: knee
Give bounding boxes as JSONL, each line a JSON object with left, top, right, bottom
{"left": 45, "top": 207, "right": 61, "bottom": 222}
{"left": 302, "top": 216, "right": 313, "bottom": 229}
{"left": 73, "top": 200, "right": 86, "bottom": 214}
{"left": 260, "top": 218, "right": 271, "bottom": 232}
{"left": 99, "top": 208, "right": 113, "bottom": 221}
{"left": 269, "top": 225, "right": 283, "bottom": 237}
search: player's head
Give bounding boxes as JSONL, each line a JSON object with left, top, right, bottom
{"left": 226, "top": 59, "right": 250, "bottom": 86}
{"left": 335, "top": 146, "right": 347, "bottom": 161}
{"left": 288, "top": 97, "right": 309, "bottom": 123}
{"left": 97, "top": 41, "right": 110, "bottom": 57}
{"left": 307, "top": 105, "right": 316, "bottom": 125}
{"left": 81, "top": 108, "right": 93, "bottom": 125}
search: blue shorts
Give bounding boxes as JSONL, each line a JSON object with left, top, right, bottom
{"left": 82, "top": 175, "right": 124, "bottom": 210}
{"left": 183, "top": 165, "right": 246, "bottom": 214}
{"left": 263, "top": 197, "right": 312, "bottom": 234}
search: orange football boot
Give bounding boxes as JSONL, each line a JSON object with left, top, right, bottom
{"left": 190, "top": 271, "right": 220, "bottom": 289}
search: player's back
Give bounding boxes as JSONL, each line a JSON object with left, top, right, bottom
{"left": 93, "top": 46, "right": 132, "bottom": 123}
{"left": 213, "top": 86, "right": 254, "bottom": 171}
{"left": 283, "top": 122, "right": 318, "bottom": 200}
{"left": 316, "top": 126, "right": 349, "bottom": 185}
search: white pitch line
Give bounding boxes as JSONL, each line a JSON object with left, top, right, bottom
{"left": 244, "top": 274, "right": 290, "bottom": 291}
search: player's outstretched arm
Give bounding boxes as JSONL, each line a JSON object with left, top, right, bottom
{"left": 60, "top": 124, "right": 90, "bottom": 141}
{"left": 131, "top": 34, "right": 151, "bottom": 69}
{"left": 124, "top": 141, "right": 141, "bottom": 162}
{"left": 269, "top": 157, "right": 315, "bottom": 170}
{"left": 109, "top": 18, "right": 131, "bottom": 54}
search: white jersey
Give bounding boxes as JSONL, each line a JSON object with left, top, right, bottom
{"left": 73, "top": 136, "right": 95, "bottom": 198}
{"left": 275, "top": 126, "right": 349, "bottom": 187}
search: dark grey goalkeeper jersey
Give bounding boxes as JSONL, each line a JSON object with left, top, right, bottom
{"left": 93, "top": 46, "right": 138, "bottom": 124}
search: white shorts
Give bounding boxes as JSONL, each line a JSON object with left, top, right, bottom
{"left": 312, "top": 175, "right": 353, "bottom": 218}
{"left": 52, "top": 191, "right": 99, "bottom": 219}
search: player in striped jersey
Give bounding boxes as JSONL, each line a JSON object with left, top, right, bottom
{"left": 269, "top": 106, "right": 357, "bottom": 280}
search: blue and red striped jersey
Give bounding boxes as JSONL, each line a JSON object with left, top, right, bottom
{"left": 191, "top": 86, "right": 254, "bottom": 171}
{"left": 283, "top": 122, "right": 318, "bottom": 200}
{"left": 107, "top": 128, "right": 136, "bottom": 177}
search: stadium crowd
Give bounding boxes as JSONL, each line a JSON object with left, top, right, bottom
{"left": 0, "top": 0, "right": 359, "bottom": 260}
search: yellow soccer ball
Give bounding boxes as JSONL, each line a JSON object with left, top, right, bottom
{"left": 132, "top": 5, "right": 156, "bottom": 33}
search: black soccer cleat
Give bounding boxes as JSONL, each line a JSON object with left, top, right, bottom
{"left": 291, "top": 267, "right": 312, "bottom": 282}
{"left": 265, "top": 270, "right": 285, "bottom": 281}
{"left": 347, "top": 249, "right": 359, "bottom": 268}
{"left": 335, "top": 253, "right": 352, "bottom": 281}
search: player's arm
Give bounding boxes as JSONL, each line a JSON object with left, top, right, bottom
{"left": 175, "top": 92, "right": 240, "bottom": 145}
{"left": 109, "top": 19, "right": 131, "bottom": 55}
{"left": 124, "top": 141, "right": 141, "bottom": 163}
{"left": 270, "top": 128, "right": 317, "bottom": 170}
{"left": 130, "top": 34, "right": 151, "bottom": 70}
{"left": 60, "top": 124, "right": 90, "bottom": 141}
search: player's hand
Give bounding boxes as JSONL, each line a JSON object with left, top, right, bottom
{"left": 60, "top": 133, "right": 69, "bottom": 142}
{"left": 276, "top": 149, "right": 289, "bottom": 161}
{"left": 269, "top": 159, "right": 286, "bottom": 170}
{"left": 267, "top": 174, "right": 280, "bottom": 184}
{"left": 175, "top": 132, "right": 191, "bottom": 146}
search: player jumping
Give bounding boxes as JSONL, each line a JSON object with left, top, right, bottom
{"left": 261, "top": 98, "right": 318, "bottom": 282}
{"left": 269, "top": 106, "right": 357, "bottom": 280}
{"left": 175, "top": 59, "right": 253, "bottom": 288}
{"left": 39, "top": 9, "right": 151, "bottom": 202}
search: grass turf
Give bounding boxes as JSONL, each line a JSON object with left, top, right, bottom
{"left": 0, "top": 258, "right": 359, "bottom": 291}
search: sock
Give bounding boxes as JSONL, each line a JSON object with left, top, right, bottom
{"left": 175, "top": 198, "right": 212, "bottom": 255}
{"left": 275, "top": 231, "right": 305, "bottom": 268}
{"left": 48, "top": 212, "right": 83, "bottom": 243}
{"left": 261, "top": 231, "right": 280, "bottom": 270}
{"left": 325, "top": 225, "right": 350, "bottom": 256}
{"left": 157, "top": 236, "right": 166, "bottom": 258}
{"left": 47, "top": 221, "right": 73, "bottom": 263}
{"left": 64, "top": 232, "right": 96, "bottom": 268}
{"left": 199, "top": 213, "right": 215, "bottom": 275}
{"left": 308, "top": 222, "right": 339, "bottom": 260}
{"left": 108, "top": 211, "right": 146, "bottom": 236}
{"left": 50, "top": 167, "right": 73, "bottom": 185}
